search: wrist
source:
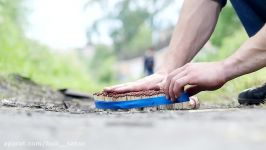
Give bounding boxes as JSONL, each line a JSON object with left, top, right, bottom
{"left": 157, "top": 50, "right": 189, "bottom": 75}
{"left": 221, "top": 59, "right": 238, "bottom": 82}
{"left": 221, "top": 37, "right": 259, "bottom": 82}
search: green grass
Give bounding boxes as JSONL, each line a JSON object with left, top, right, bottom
{"left": 0, "top": 39, "right": 102, "bottom": 93}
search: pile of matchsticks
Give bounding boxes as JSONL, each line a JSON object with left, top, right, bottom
{"left": 93, "top": 89, "right": 200, "bottom": 111}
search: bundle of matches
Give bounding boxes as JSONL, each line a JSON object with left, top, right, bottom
{"left": 93, "top": 89, "right": 200, "bottom": 111}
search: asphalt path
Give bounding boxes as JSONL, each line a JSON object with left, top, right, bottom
{"left": 0, "top": 106, "right": 265, "bottom": 150}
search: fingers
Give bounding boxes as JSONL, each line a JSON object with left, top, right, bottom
{"left": 164, "top": 64, "right": 193, "bottom": 101}
{"left": 152, "top": 83, "right": 161, "bottom": 91}
{"left": 104, "top": 83, "right": 132, "bottom": 92}
{"left": 156, "top": 79, "right": 166, "bottom": 91}
{"left": 164, "top": 67, "right": 187, "bottom": 100}
{"left": 113, "top": 83, "right": 145, "bottom": 93}
{"left": 104, "top": 74, "right": 165, "bottom": 93}
{"left": 170, "top": 76, "right": 190, "bottom": 101}
{"left": 114, "top": 81, "right": 163, "bottom": 93}
{"left": 168, "top": 80, "right": 175, "bottom": 101}
{"left": 104, "top": 81, "right": 152, "bottom": 93}
{"left": 169, "top": 71, "right": 187, "bottom": 100}
{"left": 164, "top": 67, "right": 185, "bottom": 99}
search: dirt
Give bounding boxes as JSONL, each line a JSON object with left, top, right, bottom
{"left": 0, "top": 74, "right": 95, "bottom": 113}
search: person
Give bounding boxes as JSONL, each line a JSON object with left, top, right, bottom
{"left": 144, "top": 48, "right": 155, "bottom": 76}
{"left": 104, "top": 0, "right": 266, "bottom": 105}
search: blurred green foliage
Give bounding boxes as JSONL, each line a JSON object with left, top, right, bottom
{"left": 210, "top": 3, "right": 241, "bottom": 47}
{"left": 89, "top": 44, "right": 116, "bottom": 84}
{"left": 0, "top": 0, "right": 99, "bottom": 92}
{"left": 87, "top": 0, "right": 172, "bottom": 59}
{"left": 120, "top": 24, "right": 152, "bottom": 58}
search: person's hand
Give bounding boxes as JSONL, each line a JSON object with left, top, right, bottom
{"left": 104, "top": 73, "right": 166, "bottom": 93}
{"left": 164, "top": 62, "right": 227, "bottom": 101}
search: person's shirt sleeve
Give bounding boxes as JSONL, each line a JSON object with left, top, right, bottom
{"left": 216, "top": 0, "right": 227, "bottom": 8}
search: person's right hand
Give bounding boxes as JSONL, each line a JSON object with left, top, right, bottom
{"left": 104, "top": 73, "right": 166, "bottom": 93}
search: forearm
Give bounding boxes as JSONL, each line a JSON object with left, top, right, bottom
{"left": 158, "top": 0, "right": 221, "bottom": 74}
{"left": 223, "top": 24, "right": 266, "bottom": 81}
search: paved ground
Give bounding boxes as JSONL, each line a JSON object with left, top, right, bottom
{"left": 0, "top": 105, "right": 266, "bottom": 150}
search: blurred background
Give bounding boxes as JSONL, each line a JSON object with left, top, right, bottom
{"left": 0, "top": 0, "right": 265, "bottom": 103}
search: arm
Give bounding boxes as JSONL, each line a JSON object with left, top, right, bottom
{"left": 105, "top": 0, "right": 222, "bottom": 93}
{"left": 165, "top": 24, "right": 266, "bottom": 101}
{"left": 223, "top": 24, "right": 266, "bottom": 81}
{"left": 159, "top": 0, "right": 221, "bottom": 74}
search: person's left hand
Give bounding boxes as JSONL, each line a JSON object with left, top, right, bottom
{"left": 164, "top": 62, "right": 227, "bottom": 101}
{"left": 104, "top": 73, "right": 166, "bottom": 93}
